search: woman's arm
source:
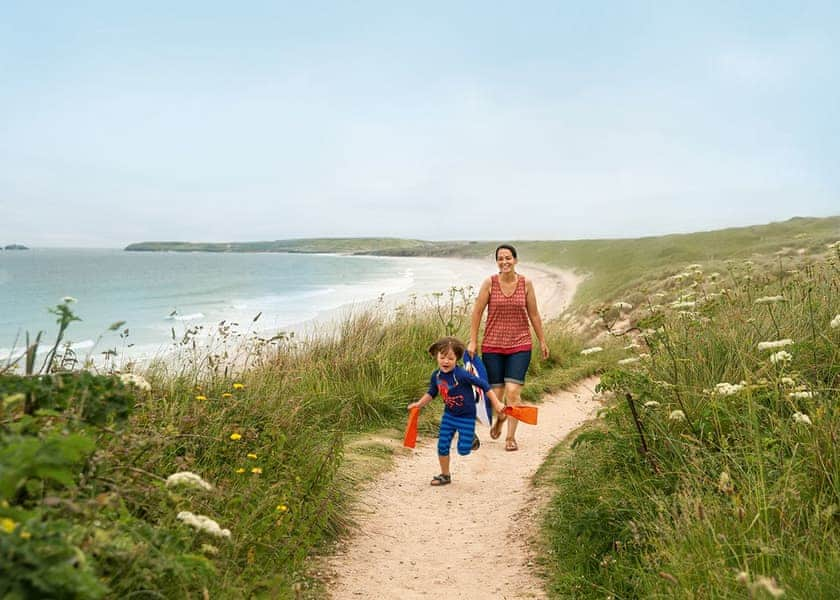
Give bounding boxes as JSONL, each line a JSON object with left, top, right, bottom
{"left": 525, "top": 278, "right": 549, "bottom": 359}
{"left": 467, "top": 277, "right": 491, "bottom": 356}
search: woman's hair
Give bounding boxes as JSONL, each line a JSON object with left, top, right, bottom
{"left": 495, "top": 244, "right": 518, "bottom": 260}
{"left": 427, "top": 336, "right": 466, "bottom": 359}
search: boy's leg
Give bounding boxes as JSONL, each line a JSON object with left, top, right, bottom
{"left": 437, "top": 454, "right": 450, "bottom": 475}
{"left": 436, "top": 413, "right": 457, "bottom": 473}
{"left": 455, "top": 415, "right": 475, "bottom": 456}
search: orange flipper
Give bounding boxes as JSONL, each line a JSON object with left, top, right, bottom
{"left": 503, "top": 405, "right": 538, "bottom": 425}
{"left": 403, "top": 407, "right": 420, "bottom": 448}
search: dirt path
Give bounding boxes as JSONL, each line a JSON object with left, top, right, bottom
{"left": 325, "top": 377, "right": 601, "bottom": 599}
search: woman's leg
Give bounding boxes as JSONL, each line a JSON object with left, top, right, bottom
{"left": 504, "top": 382, "right": 523, "bottom": 441}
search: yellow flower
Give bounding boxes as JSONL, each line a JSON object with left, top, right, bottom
{"left": 247, "top": 453, "right": 258, "bottom": 459}
{"left": 230, "top": 433, "right": 242, "bottom": 441}
{"left": 235, "top": 468, "right": 245, "bottom": 474}
{"left": 233, "top": 383, "right": 245, "bottom": 390}
{"left": 276, "top": 504, "right": 288, "bottom": 512}
{"left": 0, "top": 518, "right": 16, "bottom": 534}
{"left": 195, "top": 395, "right": 207, "bottom": 401}
{"left": 222, "top": 392, "right": 232, "bottom": 399}
{"left": 251, "top": 467, "right": 263, "bottom": 475}
{"left": 19, "top": 530, "right": 31, "bottom": 540}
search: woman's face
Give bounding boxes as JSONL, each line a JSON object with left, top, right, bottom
{"left": 496, "top": 248, "right": 517, "bottom": 274}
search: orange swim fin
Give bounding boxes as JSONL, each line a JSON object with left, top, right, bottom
{"left": 403, "top": 407, "right": 420, "bottom": 448}
{"left": 503, "top": 405, "right": 538, "bottom": 425}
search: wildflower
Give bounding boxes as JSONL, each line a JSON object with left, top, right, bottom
{"left": 788, "top": 391, "right": 813, "bottom": 400}
{"left": 752, "top": 575, "right": 785, "bottom": 598}
{"left": 613, "top": 301, "right": 633, "bottom": 311}
{"left": 718, "top": 471, "right": 734, "bottom": 494}
{"left": 638, "top": 353, "right": 651, "bottom": 360}
{"left": 686, "top": 263, "right": 702, "bottom": 270}
{"left": 580, "top": 346, "right": 603, "bottom": 355}
{"left": 62, "top": 296, "right": 77, "bottom": 303}
{"left": 780, "top": 377, "right": 795, "bottom": 386}
{"left": 19, "top": 530, "right": 31, "bottom": 540}
{"left": 251, "top": 467, "right": 263, "bottom": 475}
{"left": 233, "top": 383, "right": 245, "bottom": 390}
{"left": 643, "top": 401, "right": 660, "bottom": 408}
{"left": 618, "top": 357, "right": 640, "bottom": 365}
{"left": 754, "top": 295, "right": 786, "bottom": 304}
{"left": 229, "top": 433, "right": 242, "bottom": 441}
{"left": 195, "top": 395, "right": 208, "bottom": 401}
{"left": 770, "top": 351, "right": 792, "bottom": 365}
{"left": 669, "top": 410, "right": 686, "bottom": 421}
{"left": 165, "top": 471, "right": 213, "bottom": 491}
{"left": 757, "top": 339, "right": 793, "bottom": 351}
{"left": 670, "top": 301, "right": 696, "bottom": 309}
{"left": 235, "top": 468, "right": 245, "bottom": 474}
{"left": 714, "top": 382, "right": 744, "bottom": 396}
{"left": 276, "top": 504, "right": 288, "bottom": 512}
{"left": 792, "top": 412, "right": 812, "bottom": 425}
{"left": 246, "top": 453, "right": 258, "bottom": 459}
{"left": 624, "top": 341, "right": 641, "bottom": 350}
{"left": 119, "top": 373, "right": 151, "bottom": 392}
{"left": 200, "top": 544, "right": 219, "bottom": 555}
{"left": 176, "top": 511, "right": 231, "bottom": 538}
{"left": 0, "top": 518, "right": 16, "bottom": 534}
{"left": 222, "top": 392, "right": 233, "bottom": 399}
{"left": 735, "top": 571, "right": 750, "bottom": 585}
{"left": 831, "top": 314, "right": 840, "bottom": 329}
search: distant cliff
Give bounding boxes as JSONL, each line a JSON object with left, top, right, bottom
{"left": 3, "top": 244, "right": 29, "bottom": 250}
{"left": 124, "top": 238, "right": 475, "bottom": 256}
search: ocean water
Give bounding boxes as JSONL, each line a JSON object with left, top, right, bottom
{"left": 0, "top": 249, "right": 488, "bottom": 363}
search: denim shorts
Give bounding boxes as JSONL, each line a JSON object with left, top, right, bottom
{"left": 482, "top": 350, "right": 532, "bottom": 386}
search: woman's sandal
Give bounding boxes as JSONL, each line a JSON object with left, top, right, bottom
{"left": 490, "top": 411, "right": 507, "bottom": 440}
{"left": 505, "top": 438, "right": 518, "bottom": 452}
{"left": 430, "top": 473, "right": 452, "bottom": 486}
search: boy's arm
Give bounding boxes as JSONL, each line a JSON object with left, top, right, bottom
{"left": 486, "top": 388, "right": 506, "bottom": 413}
{"left": 407, "top": 393, "right": 433, "bottom": 411}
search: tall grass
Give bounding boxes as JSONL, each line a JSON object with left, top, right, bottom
{"left": 541, "top": 244, "right": 840, "bottom": 598}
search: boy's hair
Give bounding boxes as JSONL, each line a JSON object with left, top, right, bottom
{"left": 427, "top": 336, "right": 466, "bottom": 360}
{"left": 495, "top": 244, "right": 518, "bottom": 260}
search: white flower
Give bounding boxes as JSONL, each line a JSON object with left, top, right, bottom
{"left": 686, "top": 263, "right": 702, "bottom": 270}
{"left": 62, "top": 296, "right": 77, "bottom": 303}
{"left": 792, "top": 412, "right": 812, "bottom": 425}
{"left": 176, "top": 511, "right": 231, "bottom": 538}
{"left": 166, "top": 471, "right": 213, "bottom": 491}
{"left": 714, "top": 382, "right": 744, "bottom": 396}
{"left": 643, "top": 400, "right": 660, "bottom": 408}
{"left": 623, "top": 341, "right": 641, "bottom": 350}
{"left": 780, "top": 377, "right": 796, "bottom": 386}
{"left": 770, "top": 351, "right": 792, "bottom": 365}
{"left": 754, "top": 295, "right": 786, "bottom": 305}
{"left": 618, "top": 357, "right": 640, "bottom": 365}
{"left": 119, "top": 373, "right": 151, "bottom": 392}
{"left": 788, "top": 391, "right": 813, "bottom": 400}
{"left": 638, "top": 353, "right": 650, "bottom": 360}
{"left": 752, "top": 575, "right": 785, "bottom": 598}
{"left": 613, "top": 301, "right": 633, "bottom": 311}
{"left": 670, "top": 301, "right": 696, "bottom": 309}
{"left": 757, "top": 339, "right": 793, "bottom": 351}
{"left": 580, "top": 346, "right": 603, "bottom": 355}
{"left": 718, "top": 471, "right": 733, "bottom": 494}
{"left": 669, "top": 410, "right": 686, "bottom": 421}
{"left": 831, "top": 314, "right": 840, "bottom": 329}
{"left": 735, "top": 571, "right": 750, "bottom": 585}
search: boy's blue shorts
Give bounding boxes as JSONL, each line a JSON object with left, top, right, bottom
{"left": 482, "top": 350, "right": 531, "bottom": 386}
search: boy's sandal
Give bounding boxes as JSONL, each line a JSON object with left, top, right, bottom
{"left": 505, "top": 438, "right": 518, "bottom": 452}
{"left": 430, "top": 474, "right": 452, "bottom": 486}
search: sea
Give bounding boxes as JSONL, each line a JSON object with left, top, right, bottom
{"left": 0, "top": 248, "right": 489, "bottom": 365}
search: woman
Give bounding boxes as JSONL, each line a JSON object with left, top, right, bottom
{"left": 467, "top": 244, "right": 548, "bottom": 451}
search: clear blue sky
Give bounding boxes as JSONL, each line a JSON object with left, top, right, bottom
{"left": 1, "top": 1, "right": 838, "bottom": 247}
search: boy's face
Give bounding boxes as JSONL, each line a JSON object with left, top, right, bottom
{"left": 436, "top": 349, "right": 457, "bottom": 373}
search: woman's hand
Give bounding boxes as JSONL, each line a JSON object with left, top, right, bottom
{"left": 467, "top": 341, "right": 477, "bottom": 357}
{"left": 540, "top": 340, "right": 550, "bottom": 360}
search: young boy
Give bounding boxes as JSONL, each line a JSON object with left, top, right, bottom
{"left": 407, "top": 336, "right": 506, "bottom": 486}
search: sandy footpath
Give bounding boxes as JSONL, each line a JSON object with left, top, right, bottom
{"left": 324, "top": 265, "right": 597, "bottom": 600}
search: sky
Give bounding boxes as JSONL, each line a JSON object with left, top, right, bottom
{"left": 1, "top": 1, "right": 838, "bottom": 247}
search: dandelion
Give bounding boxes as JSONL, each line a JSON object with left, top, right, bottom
{"left": 669, "top": 410, "right": 686, "bottom": 421}
{"left": 831, "top": 314, "right": 840, "bottom": 329}
{"left": 618, "top": 357, "right": 640, "bottom": 365}
{"left": 119, "top": 373, "right": 151, "bottom": 392}
{"left": 613, "top": 301, "right": 633, "bottom": 311}
{"left": 788, "top": 391, "right": 813, "bottom": 400}
{"left": 714, "top": 382, "right": 744, "bottom": 396}
{"left": 580, "top": 346, "right": 603, "bottom": 355}
{"left": 251, "top": 467, "right": 263, "bottom": 475}
{"left": 718, "top": 471, "right": 734, "bottom": 494}
{"left": 757, "top": 339, "right": 794, "bottom": 351}
{"left": 276, "top": 504, "right": 288, "bottom": 512}
{"left": 62, "top": 296, "right": 77, "bottom": 303}
{"left": 222, "top": 392, "right": 233, "bottom": 399}
{"left": 246, "top": 453, "right": 258, "bottom": 459}
{"left": 233, "top": 383, "right": 245, "bottom": 390}
{"left": 754, "top": 295, "right": 786, "bottom": 304}
{"left": 235, "top": 468, "right": 245, "bottom": 474}
{"left": 792, "top": 412, "right": 812, "bottom": 425}
{"left": 0, "top": 518, "right": 16, "bottom": 534}
{"left": 19, "top": 530, "right": 31, "bottom": 540}
{"left": 176, "top": 511, "right": 231, "bottom": 538}
{"left": 230, "top": 432, "right": 242, "bottom": 441}
{"left": 195, "top": 395, "right": 207, "bottom": 401}
{"left": 770, "top": 351, "right": 792, "bottom": 365}
{"left": 643, "top": 401, "right": 660, "bottom": 408}
{"left": 165, "top": 471, "right": 213, "bottom": 491}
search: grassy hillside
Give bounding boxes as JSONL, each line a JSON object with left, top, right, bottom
{"left": 124, "top": 237, "right": 443, "bottom": 254}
